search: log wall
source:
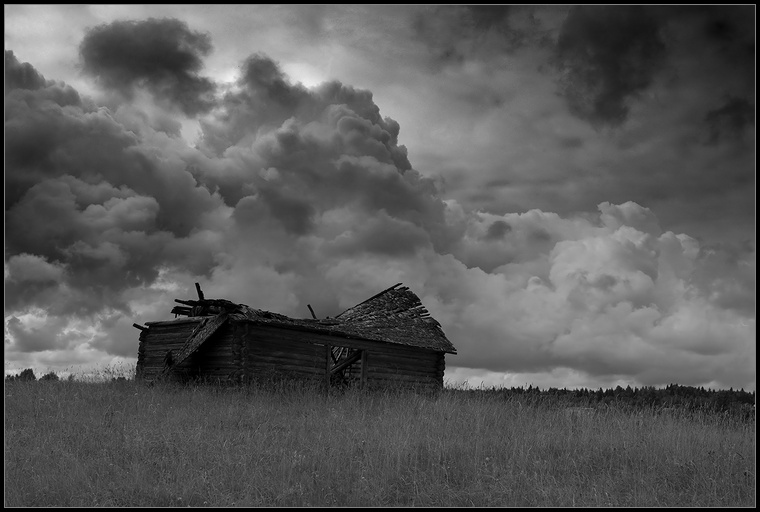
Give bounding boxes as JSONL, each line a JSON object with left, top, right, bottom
{"left": 136, "top": 318, "right": 242, "bottom": 382}
{"left": 136, "top": 319, "right": 449, "bottom": 390}
{"left": 243, "top": 323, "right": 446, "bottom": 389}
{"left": 241, "top": 323, "right": 327, "bottom": 382}
{"left": 136, "top": 318, "right": 203, "bottom": 380}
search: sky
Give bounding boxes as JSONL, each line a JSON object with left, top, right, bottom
{"left": 4, "top": 5, "right": 755, "bottom": 390}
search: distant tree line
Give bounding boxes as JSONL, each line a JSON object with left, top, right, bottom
{"left": 456, "top": 383, "right": 755, "bottom": 420}
{"left": 5, "top": 369, "right": 130, "bottom": 383}
{"left": 5, "top": 369, "right": 61, "bottom": 382}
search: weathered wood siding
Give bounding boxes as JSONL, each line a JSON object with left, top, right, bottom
{"left": 136, "top": 318, "right": 203, "bottom": 380}
{"left": 136, "top": 318, "right": 242, "bottom": 382}
{"left": 241, "top": 323, "right": 327, "bottom": 381}
{"left": 243, "top": 323, "right": 445, "bottom": 389}
{"left": 136, "top": 319, "right": 448, "bottom": 390}
{"left": 365, "top": 346, "right": 445, "bottom": 390}
{"left": 190, "top": 322, "right": 242, "bottom": 382}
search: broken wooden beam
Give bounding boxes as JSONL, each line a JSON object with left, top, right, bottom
{"left": 330, "top": 350, "right": 363, "bottom": 375}
{"left": 164, "top": 312, "right": 230, "bottom": 372}
{"left": 195, "top": 282, "right": 205, "bottom": 301}
{"left": 307, "top": 304, "right": 317, "bottom": 320}
{"left": 175, "top": 298, "right": 200, "bottom": 306}
{"left": 132, "top": 323, "right": 148, "bottom": 331}
{"left": 171, "top": 306, "right": 193, "bottom": 316}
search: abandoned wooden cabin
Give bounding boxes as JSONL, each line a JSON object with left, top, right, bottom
{"left": 134, "top": 283, "right": 457, "bottom": 390}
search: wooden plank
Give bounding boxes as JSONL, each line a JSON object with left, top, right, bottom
{"left": 248, "top": 337, "right": 325, "bottom": 356}
{"left": 368, "top": 350, "right": 439, "bottom": 366}
{"left": 248, "top": 356, "right": 323, "bottom": 371}
{"left": 195, "top": 282, "right": 205, "bottom": 300}
{"left": 248, "top": 352, "right": 324, "bottom": 368}
{"left": 247, "top": 361, "right": 326, "bottom": 375}
{"left": 171, "top": 306, "right": 193, "bottom": 316}
{"left": 166, "top": 312, "right": 229, "bottom": 371}
{"left": 369, "top": 358, "right": 438, "bottom": 375}
{"left": 145, "top": 318, "right": 206, "bottom": 327}
{"left": 330, "top": 350, "right": 363, "bottom": 375}
{"left": 369, "top": 352, "right": 439, "bottom": 367}
{"left": 246, "top": 324, "right": 443, "bottom": 357}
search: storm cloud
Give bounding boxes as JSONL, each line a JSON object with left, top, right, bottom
{"left": 552, "top": 6, "right": 666, "bottom": 127}
{"left": 79, "top": 18, "right": 216, "bottom": 115}
{"left": 4, "top": 9, "right": 754, "bottom": 390}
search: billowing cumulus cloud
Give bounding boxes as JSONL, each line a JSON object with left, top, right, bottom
{"left": 79, "top": 18, "right": 216, "bottom": 115}
{"left": 4, "top": 15, "right": 754, "bottom": 390}
{"left": 415, "top": 202, "right": 754, "bottom": 389}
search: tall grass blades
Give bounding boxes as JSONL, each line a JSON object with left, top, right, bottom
{"left": 4, "top": 380, "right": 755, "bottom": 506}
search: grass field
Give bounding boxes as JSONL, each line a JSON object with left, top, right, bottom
{"left": 4, "top": 378, "right": 755, "bottom": 507}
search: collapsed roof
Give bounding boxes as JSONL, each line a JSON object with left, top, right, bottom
{"left": 144, "top": 283, "right": 457, "bottom": 366}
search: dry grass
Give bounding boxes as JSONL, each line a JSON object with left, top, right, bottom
{"left": 4, "top": 378, "right": 755, "bottom": 507}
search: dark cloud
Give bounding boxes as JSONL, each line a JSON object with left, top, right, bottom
{"left": 198, "top": 54, "right": 312, "bottom": 155}
{"left": 5, "top": 50, "right": 48, "bottom": 92}
{"left": 4, "top": 11, "right": 754, "bottom": 390}
{"left": 552, "top": 6, "right": 666, "bottom": 127}
{"left": 327, "top": 213, "right": 430, "bottom": 257}
{"left": 5, "top": 42, "right": 449, "bottom": 323}
{"left": 79, "top": 18, "right": 216, "bottom": 116}
{"left": 257, "top": 185, "right": 316, "bottom": 235}
{"left": 4, "top": 54, "right": 228, "bottom": 316}
{"left": 5, "top": 316, "right": 63, "bottom": 353}
{"left": 485, "top": 220, "right": 511, "bottom": 240}
{"left": 411, "top": 5, "right": 543, "bottom": 69}
{"left": 704, "top": 96, "right": 755, "bottom": 145}
{"left": 700, "top": 5, "right": 755, "bottom": 74}
{"left": 467, "top": 6, "right": 514, "bottom": 31}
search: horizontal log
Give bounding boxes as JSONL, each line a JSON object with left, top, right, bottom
{"left": 368, "top": 365, "right": 439, "bottom": 378}
{"left": 144, "top": 326, "right": 234, "bottom": 343}
{"left": 248, "top": 350, "right": 325, "bottom": 366}
{"left": 368, "top": 366, "right": 438, "bottom": 380}
{"left": 143, "top": 336, "right": 194, "bottom": 347}
{"left": 247, "top": 337, "right": 325, "bottom": 357}
{"left": 171, "top": 306, "right": 193, "bottom": 316}
{"left": 246, "top": 324, "right": 446, "bottom": 357}
{"left": 144, "top": 318, "right": 206, "bottom": 327}
{"left": 246, "top": 358, "right": 323, "bottom": 370}
{"left": 175, "top": 299, "right": 200, "bottom": 307}
{"left": 369, "top": 352, "right": 440, "bottom": 367}
{"left": 246, "top": 362, "right": 324, "bottom": 375}
{"left": 369, "top": 363, "right": 438, "bottom": 377}
{"left": 142, "top": 348, "right": 237, "bottom": 364}
{"left": 369, "top": 351, "right": 439, "bottom": 365}
{"left": 368, "top": 349, "right": 440, "bottom": 363}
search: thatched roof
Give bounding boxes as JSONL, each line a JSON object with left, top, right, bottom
{"left": 149, "top": 283, "right": 457, "bottom": 354}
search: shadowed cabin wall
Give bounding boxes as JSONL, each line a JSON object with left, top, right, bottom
{"left": 237, "top": 322, "right": 327, "bottom": 382}
{"left": 137, "top": 319, "right": 241, "bottom": 381}
{"left": 244, "top": 324, "right": 445, "bottom": 389}
{"left": 137, "top": 319, "right": 448, "bottom": 389}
